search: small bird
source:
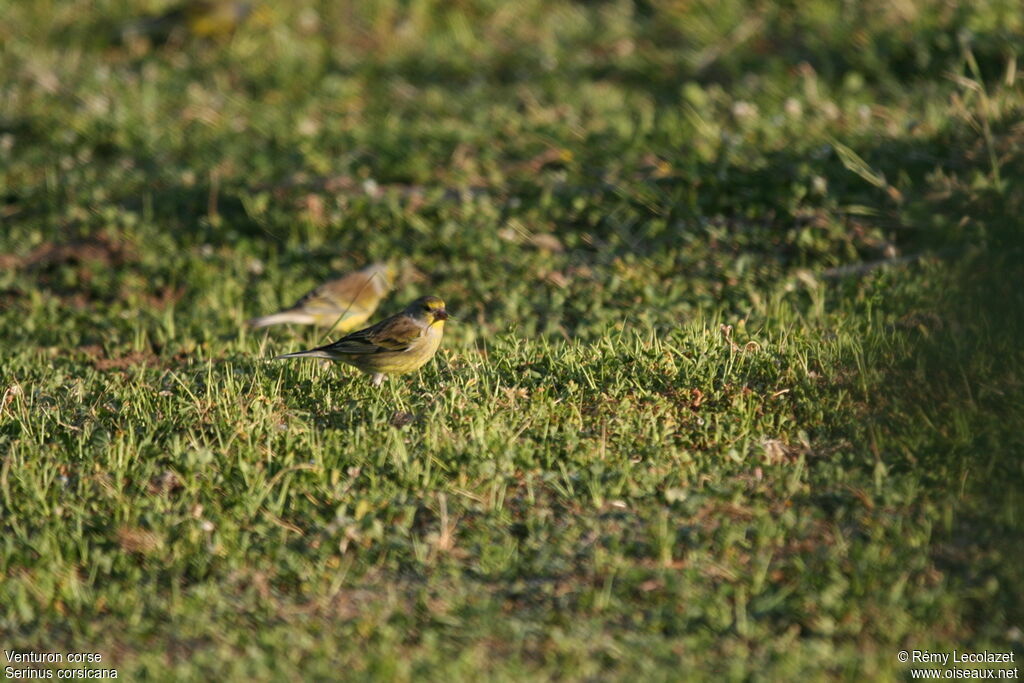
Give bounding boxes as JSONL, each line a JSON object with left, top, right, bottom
{"left": 276, "top": 296, "right": 449, "bottom": 386}
{"left": 248, "top": 263, "right": 394, "bottom": 332}
{"left": 119, "top": 0, "right": 252, "bottom": 46}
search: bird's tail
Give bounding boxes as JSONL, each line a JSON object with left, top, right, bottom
{"left": 248, "top": 310, "right": 316, "bottom": 328}
{"left": 275, "top": 347, "right": 336, "bottom": 360}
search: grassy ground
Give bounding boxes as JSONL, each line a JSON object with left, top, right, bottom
{"left": 2, "top": 1, "right": 1023, "bottom": 680}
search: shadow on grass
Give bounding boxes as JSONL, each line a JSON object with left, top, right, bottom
{"left": 853, "top": 170, "right": 1024, "bottom": 637}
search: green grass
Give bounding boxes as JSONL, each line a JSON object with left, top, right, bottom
{"left": 2, "top": 0, "right": 1023, "bottom": 680}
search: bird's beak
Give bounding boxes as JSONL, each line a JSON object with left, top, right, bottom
{"left": 434, "top": 309, "right": 449, "bottom": 321}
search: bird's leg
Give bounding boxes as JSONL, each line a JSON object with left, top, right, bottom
{"left": 371, "top": 372, "right": 385, "bottom": 387}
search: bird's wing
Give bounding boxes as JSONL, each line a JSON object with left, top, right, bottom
{"left": 292, "top": 271, "right": 380, "bottom": 313}
{"left": 324, "top": 315, "right": 424, "bottom": 355}
{"left": 291, "top": 285, "right": 357, "bottom": 314}
{"left": 292, "top": 291, "right": 352, "bottom": 315}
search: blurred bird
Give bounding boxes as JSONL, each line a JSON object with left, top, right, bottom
{"left": 119, "top": 0, "right": 252, "bottom": 46}
{"left": 248, "top": 263, "right": 394, "bottom": 332}
{"left": 276, "top": 296, "right": 449, "bottom": 386}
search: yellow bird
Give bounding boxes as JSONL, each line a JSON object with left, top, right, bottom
{"left": 276, "top": 296, "right": 449, "bottom": 386}
{"left": 248, "top": 263, "right": 394, "bottom": 332}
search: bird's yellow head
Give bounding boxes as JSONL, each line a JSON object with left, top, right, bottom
{"left": 406, "top": 295, "right": 449, "bottom": 326}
